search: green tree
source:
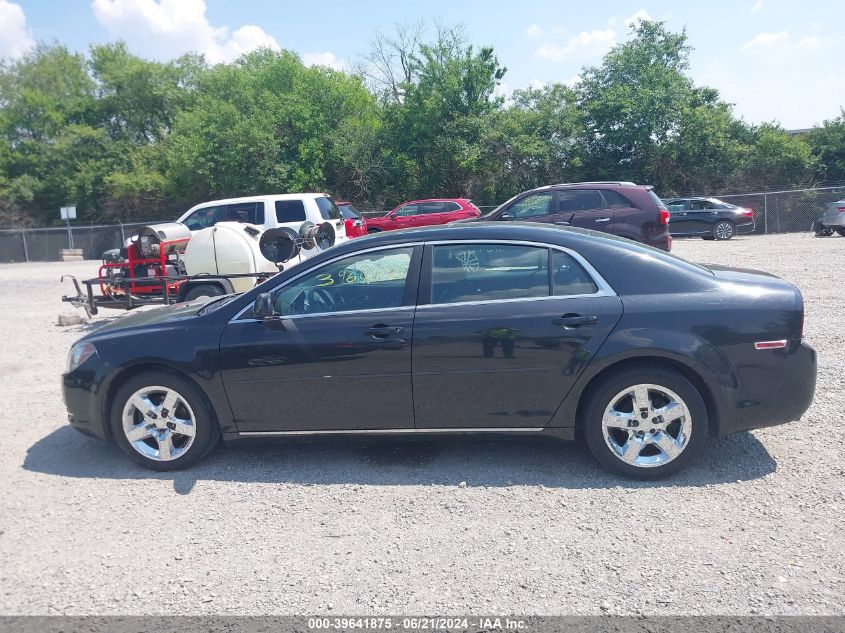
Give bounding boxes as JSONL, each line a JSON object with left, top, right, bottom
{"left": 806, "top": 111, "right": 845, "bottom": 183}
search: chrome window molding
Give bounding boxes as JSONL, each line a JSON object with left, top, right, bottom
{"left": 229, "top": 238, "right": 617, "bottom": 323}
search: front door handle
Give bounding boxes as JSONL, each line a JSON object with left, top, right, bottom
{"left": 365, "top": 324, "right": 405, "bottom": 338}
{"left": 553, "top": 314, "right": 598, "bottom": 328}
{"left": 595, "top": 217, "right": 611, "bottom": 223}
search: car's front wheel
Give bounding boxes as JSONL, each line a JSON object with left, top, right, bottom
{"left": 582, "top": 367, "right": 708, "bottom": 479}
{"left": 713, "top": 221, "right": 734, "bottom": 240}
{"left": 110, "top": 371, "right": 219, "bottom": 471}
{"left": 835, "top": 227, "right": 845, "bottom": 237}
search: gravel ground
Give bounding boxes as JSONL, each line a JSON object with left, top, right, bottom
{"left": 0, "top": 232, "right": 843, "bottom": 616}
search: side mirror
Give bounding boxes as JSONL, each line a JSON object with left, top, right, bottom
{"left": 253, "top": 292, "right": 275, "bottom": 318}
{"left": 389, "top": 213, "right": 397, "bottom": 220}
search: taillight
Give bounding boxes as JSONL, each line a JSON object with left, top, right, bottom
{"left": 837, "top": 206, "right": 845, "bottom": 213}
{"left": 742, "top": 207, "right": 754, "bottom": 217}
{"left": 659, "top": 209, "right": 669, "bottom": 224}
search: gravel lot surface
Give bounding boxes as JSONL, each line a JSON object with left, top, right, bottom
{"left": 0, "top": 233, "right": 843, "bottom": 616}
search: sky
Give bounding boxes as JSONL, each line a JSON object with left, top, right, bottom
{"left": 1, "top": 0, "right": 843, "bottom": 129}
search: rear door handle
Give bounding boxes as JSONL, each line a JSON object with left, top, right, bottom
{"left": 595, "top": 217, "right": 611, "bottom": 223}
{"left": 553, "top": 314, "right": 598, "bottom": 327}
{"left": 365, "top": 324, "right": 405, "bottom": 338}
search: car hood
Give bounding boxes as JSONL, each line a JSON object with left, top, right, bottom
{"left": 84, "top": 298, "right": 213, "bottom": 337}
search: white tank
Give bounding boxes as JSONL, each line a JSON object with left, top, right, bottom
{"left": 183, "top": 222, "right": 313, "bottom": 293}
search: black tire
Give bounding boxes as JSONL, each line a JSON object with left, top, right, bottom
{"left": 183, "top": 284, "right": 225, "bottom": 301}
{"left": 581, "top": 366, "right": 708, "bottom": 480}
{"left": 367, "top": 228, "right": 382, "bottom": 234}
{"left": 712, "top": 221, "right": 734, "bottom": 240}
{"left": 835, "top": 227, "right": 845, "bottom": 237}
{"left": 701, "top": 235, "right": 715, "bottom": 240}
{"left": 110, "top": 371, "right": 220, "bottom": 471}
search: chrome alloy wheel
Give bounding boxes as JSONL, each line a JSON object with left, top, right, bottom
{"left": 121, "top": 386, "right": 197, "bottom": 461}
{"left": 714, "top": 221, "right": 734, "bottom": 239}
{"left": 601, "top": 384, "right": 692, "bottom": 468}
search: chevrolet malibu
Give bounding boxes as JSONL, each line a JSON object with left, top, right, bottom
{"left": 63, "top": 224, "right": 816, "bottom": 479}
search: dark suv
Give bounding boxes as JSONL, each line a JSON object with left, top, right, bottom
{"left": 476, "top": 182, "right": 672, "bottom": 251}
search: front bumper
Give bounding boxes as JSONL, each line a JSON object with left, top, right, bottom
{"left": 63, "top": 368, "right": 108, "bottom": 440}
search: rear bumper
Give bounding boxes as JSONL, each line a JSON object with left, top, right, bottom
{"left": 736, "top": 219, "right": 756, "bottom": 234}
{"left": 819, "top": 215, "right": 845, "bottom": 227}
{"left": 645, "top": 233, "right": 672, "bottom": 252}
{"left": 716, "top": 340, "right": 816, "bottom": 436}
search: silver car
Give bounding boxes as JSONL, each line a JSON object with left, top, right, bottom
{"left": 812, "top": 199, "right": 845, "bottom": 236}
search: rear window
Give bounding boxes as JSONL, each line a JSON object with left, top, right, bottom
{"left": 558, "top": 190, "right": 602, "bottom": 212}
{"left": 275, "top": 200, "right": 307, "bottom": 223}
{"left": 316, "top": 196, "right": 342, "bottom": 221}
{"left": 648, "top": 191, "right": 668, "bottom": 210}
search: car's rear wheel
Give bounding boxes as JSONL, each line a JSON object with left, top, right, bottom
{"left": 835, "top": 227, "right": 845, "bottom": 237}
{"left": 367, "top": 228, "right": 382, "bottom": 234}
{"left": 582, "top": 367, "right": 707, "bottom": 479}
{"left": 713, "top": 221, "right": 734, "bottom": 240}
{"left": 110, "top": 371, "right": 219, "bottom": 471}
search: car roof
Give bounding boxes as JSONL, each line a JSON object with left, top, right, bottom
{"left": 399, "top": 198, "right": 469, "bottom": 204}
{"left": 182, "top": 193, "right": 329, "bottom": 212}
{"left": 325, "top": 221, "right": 634, "bottom": 253}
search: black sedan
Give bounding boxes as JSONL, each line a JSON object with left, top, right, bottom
{"left": 664, "top": 197, "right": 756, "bottom": 240}
{"left": 63, "top": 223, "right": 816, "bottom": 479}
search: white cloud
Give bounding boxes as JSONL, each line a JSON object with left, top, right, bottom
{"left": 0, "top": 0, "right": 35, "bottom": 60}
{"left": 525, "top": 24, "right": 543, "bottom": 38}
{"left": 302, "top": 51, "right": 345, "bottom": 71}
{"left": 741, "top": 30, "right": 790, "bottom": 49}
{"left": 752, "top": 0, "right": 765, "bottom": 12}
{"left": 625, "top": 9, "right": 654, "bottom": 28}
{"left": 91, "top": 0, "right": 279, "bottom": 63}
{"left": 741, "top": 30, "right": 822, "bottom": 52}
{"left": 534, "top": 28, "right": 617, "bottom": 62}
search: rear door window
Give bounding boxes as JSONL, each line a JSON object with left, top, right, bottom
{"left": 431, "top": 244, "right": 550, "bottom": 304}
{"left": 557, "top": 190, "right": 603, "bottom": 213}
{"left": 275, "top": 200, "right": 307, "bottom": 223}
{"left": 315, "top": 197, "right": 342, "bottom": 221}
{"left": 225, "top": 202, "right": 265, "bottom": 224}
{"left": 552, "top": 251, "right": 599, "bottom": 296}
{"left": 419, "top": 202, "right": 447, "bottom": 214}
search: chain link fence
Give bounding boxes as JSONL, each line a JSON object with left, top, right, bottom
{"left": 0, "top": 190, "right": 839, "bottom": 263}
{"left": 0, "top": 222, "right": 149, "bottom": 263}
{"left": 716, "top": 185, "right": 845, "bottom": 235}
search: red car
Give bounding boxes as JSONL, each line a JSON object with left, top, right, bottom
{"left": 366, "top": 198, "right": 481, "bottom": 233}
{"left": 336, "top": 202, "right": 368, "bottom": 238}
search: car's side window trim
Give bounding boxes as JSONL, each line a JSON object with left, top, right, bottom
{"left": 230, "top": 243, "right": 424, "bottom": 322}
{"left": 230, "top": 239, "right": 616, "bottom": 322}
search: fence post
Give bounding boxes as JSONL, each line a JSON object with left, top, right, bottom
{"left": 763, "top": 193, "right": 768, "bottom": 234}
{"left": 20, "top": 229, "right": 29, "bottom": 262}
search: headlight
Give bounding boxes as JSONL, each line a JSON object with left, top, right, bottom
{"left": 67, "top": 342, "right": 97, "bottom": 372}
